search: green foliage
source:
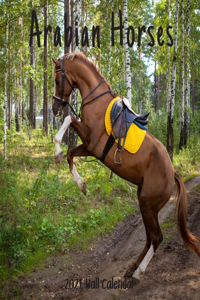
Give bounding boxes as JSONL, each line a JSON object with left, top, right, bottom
{"left": 148, "top": 108, "right": 168, "bottom": 146}
{"left": 0, "top": 129, "right": 137, "bottom": 284}
{"left": 173, "top": 135, "right": 200, "bottom": 177}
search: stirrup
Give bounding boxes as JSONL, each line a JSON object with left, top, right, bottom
{"left": 114, "top": 148, "right": 122, "bottom": 165}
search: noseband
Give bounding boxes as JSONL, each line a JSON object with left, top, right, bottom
{"left": 53, "top": 59, "right": 78, "bottom": 116}
{"left": 53, "top": 58, "right": 113, "bottom": 119}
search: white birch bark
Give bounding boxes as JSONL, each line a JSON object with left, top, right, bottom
{"left": 50, "top": 30, "right": 54, "bottom": 143}
{"left": 107, "top": 0, "right": 113, "bottom": 79}
{"left": 185, "top": 0, "right": 190, "bottom": 126}
{"left": 167, "top": 0, "right": 179, "bottom": 160}
{"left": 166, "top": 0, "right": 171, "bottom": 113}
{"left": 4, "top": 15, "right": 8, "bottom": 159}
{"left": 75, "top": 0, "right": 81, "bottom": 52}
{"left": 170, "top": 0, "right": 179, "bottom": 120}
{"left": 123, "top": 0, "right": 131, "bottom": 105}
{"left": 180, "top": 0, "right": 185, "bottom": 146}
{"left": 67, "top": 0, "right": 80, "bottom": 149}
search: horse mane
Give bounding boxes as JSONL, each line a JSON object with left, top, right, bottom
{"left": 60, "top": 52, "right": 118, "bottom": 98}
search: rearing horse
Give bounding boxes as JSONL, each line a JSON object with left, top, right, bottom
{"left": 52, "top": 52, "right": 200, "bottom": 280}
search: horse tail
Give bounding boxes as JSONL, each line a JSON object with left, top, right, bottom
{"left": 175, "top": 172, "right": 200, "bottom": 256}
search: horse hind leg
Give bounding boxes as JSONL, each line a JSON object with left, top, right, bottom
{"left": 124, "top": 202, "right": 163, "bottom": 281}
{"left": 133, "top": 209, "right": 163, "bottom": 281}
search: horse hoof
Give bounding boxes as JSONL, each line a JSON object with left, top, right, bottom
{"left": 55, "top": 152, "right": 63, "bottom": 164}
{"left": 124, "top": 270, "right": 133, "bottom": 277}
{"left": 81, "top": 182, "right": 87, "bottom": 195}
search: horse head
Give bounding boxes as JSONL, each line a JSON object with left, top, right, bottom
{"left": 52, "top": 57, "right": 75, "bottom": 117}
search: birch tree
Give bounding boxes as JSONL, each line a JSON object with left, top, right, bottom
{"left": 65, "top": 0, "right": 70, "bottom": 54}
{"left": 107, "top": 0, "right": 113, "bottom": 80}
{"left": 123, "top": 0, "right": 131, "bottom": 105}
{"left": 62, "top": 0, "right": 70, "bottom": 145}
{"left": 30, "top": 2, "right": 35, "bottom": 128}
{"left": 166, "top": 0, "right": 171, "bottom": 114}
{"left": 43, "top": 3, "right": 48, "bottom": 136}
{"left": 179, "top": 0, "right": 185, "bottom": 149}
{"left": 184, "top": 0, "right": 190, "bottom": 145}
{"left": 167, "top": 0, "right": 179, "bottom": 160}
{"left": 21, "top": 18, "right": 31, "bottom": 140}
{"left": 4, "top": 13, "right": 8, "bottom": 160}
{"left": 138, "top": 49, "right": 142, "bottom": 114}
{"left": 7, "top": 18, "right": 11, "bottom": 130}
{"left": 67, "top": 0, "right": 80, "bottom": 150}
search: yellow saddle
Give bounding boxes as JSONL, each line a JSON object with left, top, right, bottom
{"left": 105, "top": 97, "right": 146, "bottom": 154}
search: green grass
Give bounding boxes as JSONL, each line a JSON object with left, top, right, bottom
{"left": 1, "top": 123, "right": 200, "bottom": 287}
{"left": 183, "top": 171, "right": 199, "bottom": 182}
{"left": 160, "top": 215, "right": 176, "bottom": 243}
{"left": 173, "top": 135, "right": 200, "bottom": 178}
{"left": 0, "top": 127, "right": 138, "bottom": 285}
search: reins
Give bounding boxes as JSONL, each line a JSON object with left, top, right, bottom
{"left": 53, "top": 58, "right": 113, "bottom": 119}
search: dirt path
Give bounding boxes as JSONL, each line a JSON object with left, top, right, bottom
{"left": 3, "top": 175, "right": 200, "bottom": 300}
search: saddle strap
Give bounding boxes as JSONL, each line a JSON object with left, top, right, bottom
{"left": 99, "top": 134, "right": 116, "bottom": 163}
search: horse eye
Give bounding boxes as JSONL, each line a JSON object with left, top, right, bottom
{"left": 56, "top": 81, "right": 59, "bottom": 85}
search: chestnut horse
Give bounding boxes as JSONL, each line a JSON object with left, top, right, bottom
{"left": 52, "top": 52, "right": 200, "bottom": 280}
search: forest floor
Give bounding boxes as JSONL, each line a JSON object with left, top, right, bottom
{"left": 1, "top": 175, "right": 200, "bottom": 300}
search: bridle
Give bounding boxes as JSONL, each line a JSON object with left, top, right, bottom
{"left": 53, "top": 58, "right": 113, "bottom": 119}
{"left": 53, "top": 59, "right": 77, "bottom": 116}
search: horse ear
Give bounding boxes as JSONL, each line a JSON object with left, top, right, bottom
{"left": 52, "top": 57, "right": 60, "bottom": 67}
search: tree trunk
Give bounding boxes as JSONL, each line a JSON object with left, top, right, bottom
{"left": 107, "top": 0, "right": 113, "bottom": 80}
{"left": 75, "top": 0, "right": 81, "bottom": 52}
{"left": 157, "top": 71, "right": 160, "bottom": 114}
{"left": 67, "top": 0, "right": 80, "bottom": 150}
{"left": 138, "top": 49, "right": 142, "bottom": 114}
{"left": 30, "top": 44, "right": 34, "bottom": 127}
{"left": 166, "top": 0, "right": 171, "bottom": 114}
{"left": 50, "top": 31, "right": 54, "bottom": 143}
{"left": 22, "top": 101, "right": 31, "bottom": 140}
{"left": 4, "top": 15, "right": 8, "bottom": 159}
{"left": 71, "top": 0, "right": 74, "bottom": 52}
{"left": 7, "top": 22, "right": 11, "bottom": 130}
{"left": 62, "top": 0, "right": 71, "bottom": 144}
{"left": 192, "top": 70, "right": 194, "bottom": 117}
{"left": 65, "top": 0, "right": 70, "bottom": 54}
{"left": 184, "top": 0, "right": 190, "bottom": 145}
{"left": 154, "top": 61, "right": 157, "bottom": 113}
{"left": 15, "top": 75, "right": 20, "bottom": 132}
{"left": 21, "top": 18, "right": 31, "bottom": 140}
{"left": 43, "top": 4, "right": 48, "bottom": 136}
{"left": 15, "top": 102, "right": 20, "bottom": 132}
{"left": 123, "top": 0, "right": 131, "bottom": 105}
{"left": 179, "top": 0, "right": 185, "bottom": 149}
{"left": 167, "top": 0, "right": 179, "bottom": 161}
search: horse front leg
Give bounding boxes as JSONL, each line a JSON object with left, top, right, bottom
{"left": 54, "top": 115, "right": 91, "bottom": 164}
{"left": 67, "top": 144, "right": 93, "bottom": 195}
{"left": 54, "top": 116, "right": 72, "bottom": 163}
